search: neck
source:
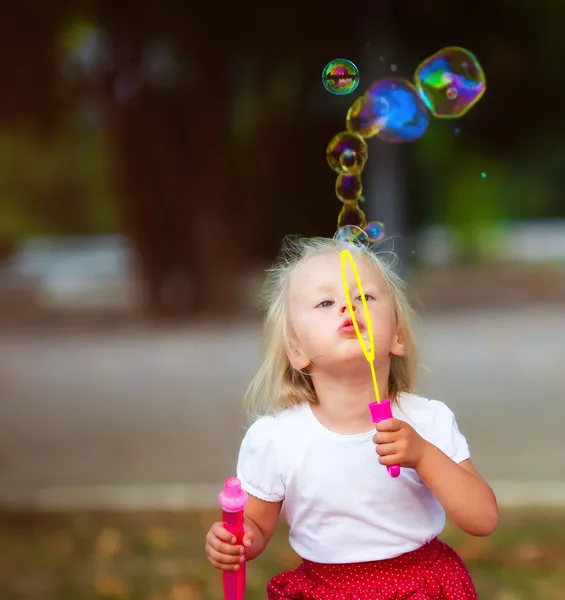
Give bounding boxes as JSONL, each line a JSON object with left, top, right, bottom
{"left": 310, "top": 361, "right": 391, "bottom": 434}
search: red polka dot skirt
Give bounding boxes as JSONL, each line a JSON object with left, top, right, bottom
{"left": 266, "top": 537, "right": 477, "bottom": 599}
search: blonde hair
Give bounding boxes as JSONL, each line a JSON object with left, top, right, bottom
{"left": 244, "top": 235, "right": 418, "bottom": 419}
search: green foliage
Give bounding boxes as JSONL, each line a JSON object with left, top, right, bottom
{"left": 0, "top": 106, "right": 118, "bottom": 242}
{"left": 0, "top": 509, "right": 564, "bottom": 600}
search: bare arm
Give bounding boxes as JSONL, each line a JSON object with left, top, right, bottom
{"left": 243, "top": 495, "right": 283, "bottom": 561}
{"left": 416, "top": 443, "right": 499, "bottom": 537}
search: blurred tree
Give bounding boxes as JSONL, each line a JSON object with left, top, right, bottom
{"left": 0, "top": 0, "right": 564, "bottom": 317}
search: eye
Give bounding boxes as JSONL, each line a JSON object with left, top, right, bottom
{"left": 355, "top": 293, "right": 374, "bottom": 302}
{"left": 316, "top": 300, "right": 334, "bottom": 308}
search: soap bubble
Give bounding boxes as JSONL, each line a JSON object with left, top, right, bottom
{"left": 365, "top": 221, "right": 385, "bottom": 242}
{"left": 346, "top": 95, "right": 385, "bottom": 139}
{"left": 337, "top": 203, "right": 366, "bottom": 230}
{"left": 327, "top": 131, "right": 368, "bottom": 175}
{"left": 334, "top": 225, "right": 369, "bottom": 248}
{"left": 339, "top": 149, "right": 357, "bottom": 172}
{"left": 336, "top": 174, "right": 362, "bottom": 202}
{"left": 347, "top": 78, "right": 430, "bottom": 142}
{"left": 322, "top": 59, "right": 360, "bottom": 95}
{"left": 414, "top": 47, "right": 486, "bottom": 118}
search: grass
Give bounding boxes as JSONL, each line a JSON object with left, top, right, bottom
{"left": 0, "top": 508, "right": 564, "bottom": 600}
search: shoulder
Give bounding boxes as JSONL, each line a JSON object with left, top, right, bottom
{"left": 243, "top": 403, "right": 310, "bottom": 445}
{"left": 398, "top": 394, "right": 455, "bottom": 429}
{"left": 397, "top": 393, "right": 470, "bottom": 462}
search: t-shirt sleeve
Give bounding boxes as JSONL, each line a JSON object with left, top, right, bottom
{"left": 236, "top": 416, "right": 285, "bottom": 502}
{"left": 427, "top": 401, "right": 470, "bottom": 464}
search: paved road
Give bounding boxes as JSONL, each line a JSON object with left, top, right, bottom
{"left": 1, "top": 307, "right": 564, "bottom": 507}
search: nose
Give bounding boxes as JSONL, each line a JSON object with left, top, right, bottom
{"left": 339, "top": 300, "right": 358, "bottom": 315}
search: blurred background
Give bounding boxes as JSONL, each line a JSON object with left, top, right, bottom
{"left": 1, "top": 1, "right": 565, "bottom": 599}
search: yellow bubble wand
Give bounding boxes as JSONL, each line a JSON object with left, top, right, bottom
{"left": 340, "top": 246, "right": 400, "bottom": 477}
{"left": 340, "top": 248, "right": 381, "bottom": 404}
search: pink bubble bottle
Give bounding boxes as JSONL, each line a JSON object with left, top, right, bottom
{"left": 368, "top": 400, "right": 401, "bottom": 478}
{"left": 218, "top": 477, "right": 248, "bottom": 600}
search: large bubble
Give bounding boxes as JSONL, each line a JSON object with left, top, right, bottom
{"left": 414, "top": 46, "right": 486, "bottom": 118}
{"left": 347, "top": 78, "right": 430, "bottom": 142}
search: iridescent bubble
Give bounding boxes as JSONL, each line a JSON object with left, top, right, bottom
{"left": 346, "top": 95, "right": 384, "bottom": 139}
{"left": 322, "top": 59, "right": 360, "bottom": 95}
{"left": 336, "top": 174, "right": 362, "bottom": 202}
{"left": 327, "top": 131, "right": 368, "bottom": 175}
{"left": 414, "top": 46, "right": 486, "bottom": 118}
{"left": 339, "top": 149, "right": 358, "bottom": 172}
{"left": 365, "top": 221, "right": 385, "bottom": 242}
{"left": 337, "top": 203, "right": 367, "bottom": 229}
{"left": 347, "top": 78, "right": 430, "bottom": 142}
{"left": 334, "top": 225, "right": 369, "bottom": 248}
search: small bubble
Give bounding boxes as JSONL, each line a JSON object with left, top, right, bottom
{"left": 365, "top": 221, "right": 385, "bottom": 242}
{"left": 337, "top": 204, "right": 367, "bottom": 229}
{"left": 326, "top": 131, "right": 368, "bottom": 175}
{"left": 390, "top": 64, "right": 397, "bottom": 72}
{"left": 454, "top": 127, "right": 461, "bottom": 134}
{"left": 480, "top": 171, "right": 487, "bottom": 179}
{"left": 336, "top": 174, "right": 363, "bottom": 202}
{"left": 322, "top": 58, "right": 360, "bottom": 95}
{"left": 334, "top": 225, "right": 369, "bottom": 248}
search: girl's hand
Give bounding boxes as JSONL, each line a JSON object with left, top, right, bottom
{"left": 372, "top": 418, "right": 430, "bottom": 470}
{"left": 204, "top": 521, "right": 253, "bottom": 571}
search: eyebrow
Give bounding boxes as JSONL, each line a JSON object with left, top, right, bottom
{"left": 313, "top": 284, "right": 335, "bottom": 293}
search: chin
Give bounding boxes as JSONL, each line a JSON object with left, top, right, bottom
{"left": 328, "top": 348, "right": 368, "bottom": 368}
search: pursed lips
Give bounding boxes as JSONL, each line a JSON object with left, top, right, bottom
{"left": 338, "top": 317, "right": 364, "bottom": 333}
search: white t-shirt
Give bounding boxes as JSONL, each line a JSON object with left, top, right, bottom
{"left": 236, "top": 393, "right": 470, "bottom": 564}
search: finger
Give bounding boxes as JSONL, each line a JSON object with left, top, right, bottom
{"left": 207, "top": 545, "right": 246, "bottom": 566}
{"left": 376, "top": 418, "right": 403, "bottom": 433}
{"left": 242, "top": 532, "right": 254, "bottom": 547}
{"left": 376, "top": 443, "right": 398, "bottom": 457}
{"left": 211, "top": 523, "right": 237, "bottom": 544}
{"left": 373, "top": 431, "right": 397, "bottom": 445}
{"left": 378, "top": 453, "right": 401, "bottom": 466}
{"left": 209, "top": 556, "right": 242, "bottom": 571}
{"left": 208, "top": 535, "right": 244, "bottom": 556}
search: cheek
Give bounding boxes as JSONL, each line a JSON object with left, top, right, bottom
{"left": 368, "top": 307, "right": 397, "bottom": 337}
{"left": 296, "top": 316, "right": 331, "bottom": 350}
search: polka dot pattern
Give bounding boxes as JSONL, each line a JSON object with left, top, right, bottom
{"left": 266, "top": 538, "right": 477, "bottom": 599}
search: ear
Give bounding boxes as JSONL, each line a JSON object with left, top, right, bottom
{"left": 286, "top": 337, "right": 310, "bottom": 370}
{"left": 390, "top": 325, "right": 406, "bottom": 357}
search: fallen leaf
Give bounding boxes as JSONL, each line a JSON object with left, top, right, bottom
{"left": 148, "top": 527, "right": 173, "bottom": 549}
{"left": 94, "top": 573, "right": 127, "bottom": 597}
{"left": 94, "top": 528, "right": 122, "bottom": 559}
{"left": 49, "top": 531, "right": 73, "bottom": 556}
{"left": 456, "top": 535, "right": 492, "bottom": 561}
{"left": 169, "top": 582, "right": 201, "bottom": 600}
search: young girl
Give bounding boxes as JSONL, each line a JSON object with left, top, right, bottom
{"left": 205, "top": 235, "right": 498, "bottom": 599}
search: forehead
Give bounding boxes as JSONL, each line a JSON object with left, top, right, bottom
{"left": 289, "top": 251, "right": 386, "bottom": 295}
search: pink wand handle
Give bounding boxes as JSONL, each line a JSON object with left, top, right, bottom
{"left": 368, "top": 400, "right": 401, "bottom": 478}
{"left": 218, "top": 478, "right": 248, "bottom": 600}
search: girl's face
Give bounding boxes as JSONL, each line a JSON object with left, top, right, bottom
{"left": 285, "top": 251, "right": 405, "bottom": 371}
